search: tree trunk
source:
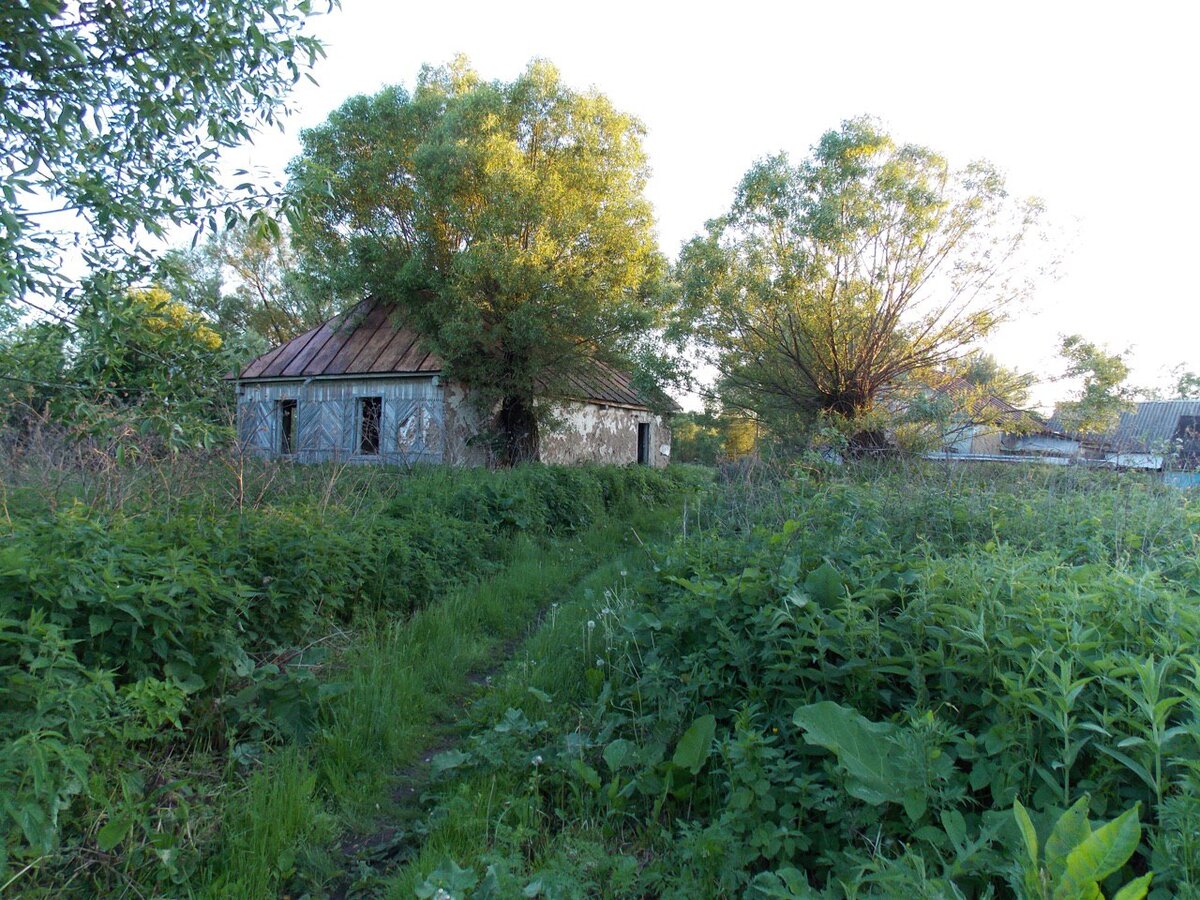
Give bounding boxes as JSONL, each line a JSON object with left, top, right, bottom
{"left": 496, "top": 395, "right": 540, "bottom": 466}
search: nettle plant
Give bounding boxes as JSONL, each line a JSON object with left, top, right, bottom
{"left": 415, "top": 466, "right": 1200, "bottom": 896}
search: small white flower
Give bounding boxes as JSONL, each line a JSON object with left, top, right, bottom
{"left": 595, "top": 657, "right": 605, "bottom": 667}
{"left": 433, "top": 890, "right": 452, "bottom": 900}
{"left": 587, "top": 620, "right": 596, "bottom": 630}
{"left": 532, "top": 754, "right": 543, "bottom": 767}
{"left": 620, "top": 570, "right": 628, "bottom": 577}
{"left": 601, "top": 606, "right": 611, "bottom": 616}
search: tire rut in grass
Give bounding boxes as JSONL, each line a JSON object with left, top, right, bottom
{"left": 326, "top": 584, "right": 567, "bottom": 897}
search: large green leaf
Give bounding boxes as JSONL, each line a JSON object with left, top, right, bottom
{"left": 1045, "top": 796, "right": 1092, "bottom": 882}
{"left": 1013, "top": 799, "right": 1039, "bottom": 869}
{"left": 672, "top": 715, "right": 717, "bottom": 775}
{"left": 804, "top": 563, "right": 845, "bottom": 607}
{"left": 793, "top": 701, "right": 911, "bottom": 806}
{"left": 1110, "top": 873, "right": 1153, "bottom": 900}
{"left": 1055, "top": 803, "right": 1142, "bottom": 899}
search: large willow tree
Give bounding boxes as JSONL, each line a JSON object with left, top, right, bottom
{"left": 289, "top": 58, "right": 664, "bottom": 464}
{"left": 676, "top": 117, "right": 1046, "bottom": 447}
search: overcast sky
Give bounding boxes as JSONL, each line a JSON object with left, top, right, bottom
{"left": 228, "top": 0, "right": 1199, "bottom": 412}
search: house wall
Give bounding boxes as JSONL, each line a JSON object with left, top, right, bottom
{"left": 236, "top": 376, "right": 444, "bottom": 464}
{"left": 940, "top": 424, "right": 1007, "bottom": 456}
{"left": 1010, "top": 434, "right": 1083, "bottom": 456}
{"left": 238, "top": 378, "right": 672, "bottom": 468}
{"left": 539, "top": 400, "right": 671, "bottom": 468}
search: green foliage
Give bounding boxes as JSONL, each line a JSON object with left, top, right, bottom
{"left": 1013, "top": 797, "right": 1151, "bottom": 899}
{"left": 1, "top": 0, "right": 331, "bottom": 305}
{"left": 675, "top": 116, "right": 1046, "bottom": 444}
{"left": 289, "top": 57, "right": 667, "bottom": 462}
{"left": 414, "top": 463, "right": 1198, "bottom": 896}
{"left": 156, "top": 222, "right": 334, "bottom": 348}
{"left": 0, "top": 458, "right": 699, "bottom": 891}
{"left": 1, "top": 280, "right": 240, "bottom": 450}
{"left": 1056, "top": 334, "right": 1135, "bottom": 435}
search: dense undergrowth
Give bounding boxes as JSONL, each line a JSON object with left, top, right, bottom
{"left": 0, "top": 455, "right": 703, "bottom": 894}
{"left": 409, "top": 462, "right": 1200, "bottom": 899}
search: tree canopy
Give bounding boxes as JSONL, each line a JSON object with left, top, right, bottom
{"left": 675, "top": 117, "right": 1046, "bottom": 446}
{"left": 1055, "top": 333, "right": 1134, "bottom": 435}
{"left": 288, "top": 57, "right": 665, "bottom": 463}
{"left": 1, "top": 0, "right": 331, "bottom": 309}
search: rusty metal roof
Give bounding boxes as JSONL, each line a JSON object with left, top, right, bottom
{"left": 237, "top": 299, "right": 440, "bottom": 380}
{"left": 236, "top": 297, "right": 672, "bottom": 411}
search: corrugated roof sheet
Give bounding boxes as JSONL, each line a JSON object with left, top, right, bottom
{"left": 1048, "top": 400, "right": 1200, "bottom": 452}
{"left": 236, "top": 297, "right": 672, "bottom": 411}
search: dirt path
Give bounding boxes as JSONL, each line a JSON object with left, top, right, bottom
{"left": 326, "top": 589, "right": 565, "bottom": 898}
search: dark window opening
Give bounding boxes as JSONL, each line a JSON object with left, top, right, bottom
{"left": 637, "top": 422, "right": 651, "bottom": 465}
{"left": 1174, "top": 415, "right": 1200, "bottom": 468}
{"left": 279, "top": 399, "right": 297, "bottom": 455}
{"left": 359, "top": 396, "right": 382, "bottom": 455}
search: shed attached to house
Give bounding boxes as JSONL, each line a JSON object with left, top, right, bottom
{"left": 232, "top": 298, "right": 673, "bottom": 467}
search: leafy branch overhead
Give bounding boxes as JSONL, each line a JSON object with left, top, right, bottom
{"left": 0, "top": 0, "right": 334, "bottom": 307}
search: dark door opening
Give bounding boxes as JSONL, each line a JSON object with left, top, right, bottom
{"left": 637, "top": 422, "right": 651, "bottom": 465}
{"left": 279, "top": 399, "right": 297, "bottom": 455}
{"left": 359, "top": 396, "right": 382, "bottom": 455}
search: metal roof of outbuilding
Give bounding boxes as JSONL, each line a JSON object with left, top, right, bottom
{"left": 1047, "top": 400, "right": 1200, "bottom": 452}
{"left": 235, "top": 297, "right": 673, "bottom": 412}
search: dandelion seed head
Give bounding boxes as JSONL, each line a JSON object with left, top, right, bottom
{"left": 587, "top": 620, "right": 596, "bottom": 630}
{"left": 532, "top": 754, "right": 543, "bottom": 767}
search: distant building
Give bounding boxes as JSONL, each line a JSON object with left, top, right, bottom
{"left": 231, "top": 298, "right": 674, "bottom": 467}
{"left": 995, "top": 400, "right": 1200, "bottom": 484}
{"left": 923, "top": 374, "right": 1045, "bottom": 457}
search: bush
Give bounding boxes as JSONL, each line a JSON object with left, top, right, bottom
{"left": 0, "top": 457, "right": 697, "bottom": 886}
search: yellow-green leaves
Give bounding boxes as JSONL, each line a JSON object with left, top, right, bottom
{"left": 1011, "top": 797, "right": 1150, "bottom": 900}
{"left": 676, "top": 115, "right": 1046, "bottom": 443}
{"left": 290, "top": 57, "right": 665, "bottom": 463}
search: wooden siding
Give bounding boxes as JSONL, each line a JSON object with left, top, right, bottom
{"left": 237, "top": 377, "right": 445, "bottom": 465}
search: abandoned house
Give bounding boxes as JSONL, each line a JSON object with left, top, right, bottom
{"left": 232, "top": 298, "right": 674, "bottom": 467}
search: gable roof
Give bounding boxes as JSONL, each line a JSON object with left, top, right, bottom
{"left": 235, "top": 297, "right": 673, "bottom": 412}
{"left": 928, "top": 374, "right": 1044, "bottom": 432}
{"left": 1048, "top": 400, "right": 1200, "bottom": 452}
{"left": 238, "top": 298, "right": 439, "bottom": 380}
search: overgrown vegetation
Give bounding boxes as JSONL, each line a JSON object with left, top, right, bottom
{"left": 0, "top": 455, "right": 701, "bottom": 893}
{"left": 400, "top": 462, "right": 1200, "bottom": 898}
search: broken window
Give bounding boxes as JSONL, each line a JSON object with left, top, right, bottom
{"left": 637, "top": 422, "right": 651, "bottom": 465}
{"left": 359, "top": 396, "right": 382, "bottom": 455}
{"left": 279, "top": 399, "right": 297, "bottom": 455}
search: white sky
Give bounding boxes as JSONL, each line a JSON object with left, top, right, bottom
{"left": 227, "top": 0, "right": 1200, "bottom": 413}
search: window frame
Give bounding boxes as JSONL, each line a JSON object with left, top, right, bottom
{"left": 278, "top": 398, "right": 297, "bottom": 456}
{"left": 357, "top": 395, "right": 383, "bottom": 456}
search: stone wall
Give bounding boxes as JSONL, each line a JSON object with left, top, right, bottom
{"left": 539, "top": 400, "right": 671, "bottom": 468}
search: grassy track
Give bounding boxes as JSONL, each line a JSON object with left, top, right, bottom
{"left": 203, "top": 501, "right": 686, "bottom": 897}
{"left": 383, "top": 512, "right": 681, "bottom": 898}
